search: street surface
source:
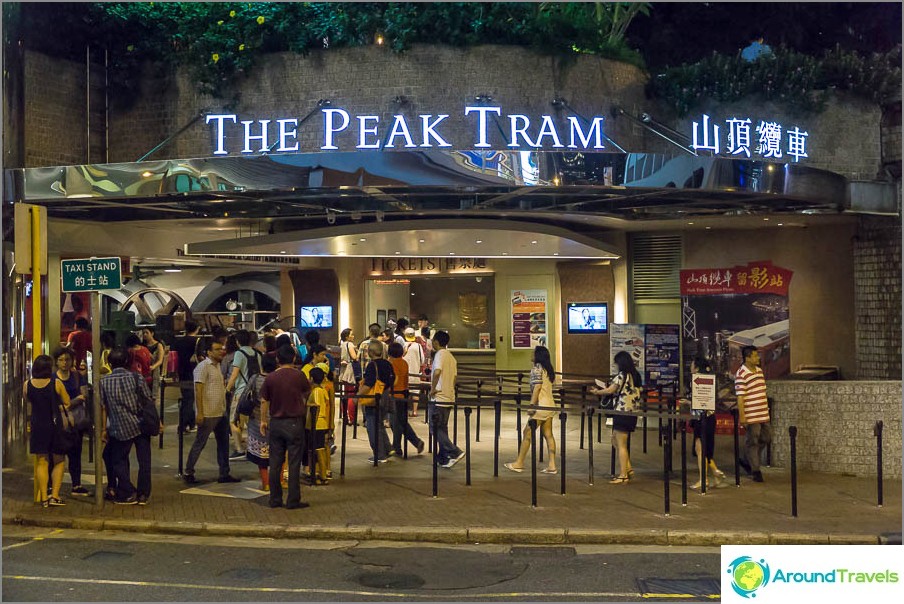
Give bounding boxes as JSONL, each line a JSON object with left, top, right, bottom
{"left": 2, "top": 526, "right": 721, "bottom": 601}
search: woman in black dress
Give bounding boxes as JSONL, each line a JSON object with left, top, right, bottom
{"left": 26, "top": 355, "right": 71, "bottom": 507}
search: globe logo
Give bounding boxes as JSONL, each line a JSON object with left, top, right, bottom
{"left": 727, "top": 556, "right": 771, "bottom": 598}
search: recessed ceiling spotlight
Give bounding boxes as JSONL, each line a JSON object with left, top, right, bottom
{"left": 475, "top": 239, "right": 483, "bottom": 244}
{"left": 705, "top": 226, "right": 712, "bottom": 230}
{"left": 553, "top": 252, "right": 559, "bottom": 256}
{"left": 418, "top": 239, "right": 425, "bottom": 243}
{"left": 449, "top": 252, "right": 455, "bottom": 255}
{"left": 502, "top": 252, "right": 508, "bottom": 256}
{"left": 763, "top": 217, "right": 770, "bottom": 221}
{"left": 688, "top": 222, "right": 694, "bottom": 225}
{"left": 531, "top": 240, "right": 538, "bottom": 244}
{"left": 360, "top": 237, "right": 367, "bottom": 242}
{"left": 394, "top": 251, "right": 401, "bottom": 255}
{"left": 777, "top": 223, "right": 784, "bottom": 226}
{"left": 280, "top": 251, "right": 287, "bottom": 254}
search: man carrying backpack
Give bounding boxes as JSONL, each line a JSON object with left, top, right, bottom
{"left": 226, "top": 330, "right": 262, "bottom": 460}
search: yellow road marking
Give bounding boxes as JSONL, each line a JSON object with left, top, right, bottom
{"left": 2, "top": 575, "right": 645, "bottom": 599}
{"left": 1, "top": 529, "right": 64, "bottom": 551}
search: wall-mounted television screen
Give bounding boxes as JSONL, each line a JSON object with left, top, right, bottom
{"left": 299, "top": 306, "right": 333, "bottom": 328}
{"left": 567, "top": 302, "right": 608, "bottom": 334}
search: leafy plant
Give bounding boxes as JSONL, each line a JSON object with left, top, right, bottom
{"left": 649, "top": 45, "right": 902, "bottom": 117}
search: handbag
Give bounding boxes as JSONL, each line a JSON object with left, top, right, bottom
{"left": 68, "top": 399, "right": 92, "bottom": 432}
{"left": 51, "top": 402, "right": 79, "bottom": 454}
{"left": 134, "top": 373, "right": 161, "bottom": 437}
{"left": 235, "top": 378, "right": 258, "bottom": 417}
{"left": 600, "top": 373, "right": 628, "bottom": 410}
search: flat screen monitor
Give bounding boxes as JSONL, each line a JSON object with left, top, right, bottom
{"left": 299, "top": 306, "right": 333, "bottom": 328}
{"left": 567, "top": 302, "right": 608, "bottom": 334}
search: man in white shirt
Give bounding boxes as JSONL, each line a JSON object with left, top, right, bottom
{"left": 402, "top": 327, "right": 425, "bottom": 417}
{"left": 429, "top": 331, "right": 464, "bottom": 468}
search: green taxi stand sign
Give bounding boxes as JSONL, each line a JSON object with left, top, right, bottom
{"left": 61, "top": 257, "right": 122, "bottom": 292}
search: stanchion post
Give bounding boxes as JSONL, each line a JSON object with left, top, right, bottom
{"left": 789, "top": 425, "right": 798, "bottom": 518}
{"left": 642, "top": 414, "right": 648, "bottom": 454}
{"left": 579, "top": 385, "right": 586, "bottom": 450}
{"left": 453, "top": 384, "right": 459, "bottom": 446}
{"left": 875, "top": 420, "right": 884, "bottom": 508}
{"left": 529, "top": 418, "right": 538, "bottom": 508}
{"left": 464, "top": 407, "right": 472, "bottom": 486}
{"left": 680, "top": 419, "right": 687, "bottom": 506}
{"left": 515, "top": 394, "right": 523, "bottom": 448}
{"left": 340, "top": 407, "right": 347, "bottom": 477}
{"left": 559, "top": 410, "right": 567, "bottom": 495}
{"left": 476, "top": 380, "right": 482, "bottom": 443}
{"left": 663, "top": 424, "right": 671, "bottom": 517}
{"left": 432, "top": 412, "right": 439, "bottom": 498}
{"left": 177, "top": 397, "right": 184, "bottom": 477}
{"left": 158, "top": 379, "right": 166, "bottom": 449}
{"left": 732, "top": 407, "right": 741, "bottom": 487}
{"left": 587, "top": 408, "right": 594, "bottom": 486}
{"left": 493, "top": 399, "right": 501, "bottom": 477}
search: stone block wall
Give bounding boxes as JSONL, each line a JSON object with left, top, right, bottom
{"left": 769, "top": 380, "right": 902, "bottom": 478}
{"left": 854, "top": 215, "right": 902, "bottom": 379}
{"left": 23, "top": 50, "right": 88, "bottom": 167}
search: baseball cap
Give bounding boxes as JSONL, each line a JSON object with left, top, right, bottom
{"left": 404, "top": 327, "right": 417, "bottom": 341}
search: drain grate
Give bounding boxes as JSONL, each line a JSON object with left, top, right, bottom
{"left": 82, "top": 551, "right": 134, "bottom": 562}
{"left": 357, "top": 572, "right": 426, "bottom": 590}
{"left": 637, "top": 577, "right": 720, "bottom": 599}
{"left": 218, "top": 568, "right": 278, "bottom": 581}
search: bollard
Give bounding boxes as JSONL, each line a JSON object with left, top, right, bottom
{"left": 493, "top": 399, "right": 501, "bottom": 477}
{"left": 642, "top": 414, "right": 648, "bottom": 454}
{"left": 875, "top": 420, "right": 884, "bottom": 508}
{"left": 432, "top": 412, "right": 439, "bottom": 497}
{"left": 352, "top": 387, "right": 358, "bottom": 441}
{"left": 662, "top": 424, "right": 671, "bottom": 517}
{"left": 579, "top": 385, "right": 587, "bottom": 450}
{"left": 177, "top": 397, "right": 185, "bottom": 476}
{"left": 560, "top": 411, "right": 567, "bottom": 495}
{"left": 587, "top": 408, "right": 595, "bottom": 486}
{"left": 340, "top": 410, "right": 347, "bottom": 477}
{"left": 680, "top": 419, "right": 687, "bottom": 506}
{"left": 515, "top": 394, "right": 523, "bottom": 448}
{"left": 476, "top": 381, "right": 482, "bottom": 443}
{"left": 464, "top": 407, "right": 472, "bottom": 486}
{"left": 789, "top": 425, "right": 798, "bottom": 518}
{"left": 529, "top": 418, "right": 538, "bottom": 508}
{"left": 159, "top": 379, "right": 166, "bottom": 449}
{"left": 732, "top": 407, "right": 741, "bottom": 487}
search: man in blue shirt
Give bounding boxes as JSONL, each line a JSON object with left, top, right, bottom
{"left": 100, "top": 347, "right": 153, "bottom": 505}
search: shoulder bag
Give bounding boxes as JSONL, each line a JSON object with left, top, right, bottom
{"left": 600, "top": 373, "right": 627, "bottom": 411}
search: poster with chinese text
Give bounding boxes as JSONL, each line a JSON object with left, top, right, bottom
{"left": 511, "top": 289, "right": 547, "bottom": 349}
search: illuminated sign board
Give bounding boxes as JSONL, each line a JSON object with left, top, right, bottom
{"left": 692, "top": 114, "right": 809, "bottom": 162}
{"left": 369, "top": 257, "right": 490, "bottom": 276}
{"left": 206, "top": 108, "right": 607, "bottom": 154}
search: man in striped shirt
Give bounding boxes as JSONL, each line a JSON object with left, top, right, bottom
{"left": 734, "top": 346, "right": 772, "bottom": 483}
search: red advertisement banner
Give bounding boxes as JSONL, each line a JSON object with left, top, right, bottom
{"left": 680, "top": 261, "right": 793, "bottom": 296}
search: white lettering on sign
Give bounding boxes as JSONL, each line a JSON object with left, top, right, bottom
{"left": 208, "top": 106, "right": 612, "bottom": 154}
{"left": 693, "top": 114, "right": 810, "bottom": 162}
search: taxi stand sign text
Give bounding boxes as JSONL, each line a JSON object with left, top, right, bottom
{"left": 61, "top": 257, "right": 122, "bottom": 292}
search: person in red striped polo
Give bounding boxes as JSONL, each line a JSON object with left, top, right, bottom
{"left": 734, "top": 346, "right": 772, "bottom": 483}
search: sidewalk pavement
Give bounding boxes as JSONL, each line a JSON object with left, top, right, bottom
{"left": 3, "top": 406, "right": 901, "bottom": 547}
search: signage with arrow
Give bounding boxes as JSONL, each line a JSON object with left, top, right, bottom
{"left": 691, "top": 373, "right": 716, "bottom": 411}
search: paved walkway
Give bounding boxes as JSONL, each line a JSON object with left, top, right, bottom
{"left": 3, "top": 403, "right": 901, "bottom": 546}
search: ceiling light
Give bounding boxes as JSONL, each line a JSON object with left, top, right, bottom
{"left": 705, "top": 226, "right": 712, "bottom": 230}
{"left": 418, "top": 239, "right": 425, "bottom": 243}
{"left": 553, "top": 252, "right": 559, "bottom": 256}
{"left": 360, "top": 238, "right": 367, "bottom": 242}
{"left": 164, "top": 266, "right": 182, "bottom": 273}
{"left": 449, "top": 252, "right": 455, "bottom": 255}
{"left": 687, "top": 222, "right": 694, "bottom": 225}
{"left": 763, "top": 218, "right": 769, "bottom": 221}
{"left": 531, "top": 240, "right": 538, "bottom": 244}
{"left": 502, "top": 252, "right": 508, "bottom": 256}
{"left": 141, "top": 171, "right": 153, "bottom": 178}
{"left": 475, "top": 239, "right": 483, "bottom": 244}
{"left": 777, "top": 223, "right": 784, "bottom": 226}
{"left": 280, "top": 250, "right": 286, "bottom": 254}
{"left": 394, "top": 251, "right": 401, "bottom": 255}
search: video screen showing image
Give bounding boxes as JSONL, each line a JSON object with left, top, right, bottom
{"left": 567, "top": 302, "right": 608, "bottom": 334}
{"left": 299, "top": 306, "right": 333, "bottom": 328}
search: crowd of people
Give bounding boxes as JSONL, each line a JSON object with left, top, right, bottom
{"left": 26, "top": 312, "right": 773, "bottom": 509}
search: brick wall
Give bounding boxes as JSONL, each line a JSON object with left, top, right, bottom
{"left": 854, "top": 215, "right": 903, "bottom": 379}
{"left": 769, "top": 380, "right": 902, "bottom": 478}
{"left": 23, "top": 51, "right": 87, "bottom": 167}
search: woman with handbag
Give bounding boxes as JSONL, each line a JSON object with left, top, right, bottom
{"left": 53, "top": 346, "right": 90, "bottom": 497}
{"left": 26, "top": 355, "right": 72, "bottom": 507}
{"left": 504, "top": 346, "right": 558, "bottom": 475}
{"left": 338, "top": 328, "right": 361, "bottom": 426}
{"left": 590, "top": 350, "right": 641, "bottom": 484}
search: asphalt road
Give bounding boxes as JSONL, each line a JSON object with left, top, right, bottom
{"left": 2, "top": 526, "right": 721, "bottom": 602}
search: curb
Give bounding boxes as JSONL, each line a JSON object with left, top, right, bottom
{"left": 2, "top": 514, "right": 883, "bottom": 546}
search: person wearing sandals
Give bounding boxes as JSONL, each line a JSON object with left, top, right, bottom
{"left": 689, "top": 356, "right": 725, "bottom": 490}
{"left": 245, "top": 355, "right": 275, "bottom": 491}
{"left": 504, "top": 345, "right": 557, "bottom": 475}
{"left": 590, "top": 351, "right": 641, "bottom": 484}
{"left": 26, "top": 355, "right": 71, "bottom": 507}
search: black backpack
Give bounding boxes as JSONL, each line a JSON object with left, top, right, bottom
{"left": 238, "top": 349, "right": 262, "bottom": 384}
